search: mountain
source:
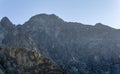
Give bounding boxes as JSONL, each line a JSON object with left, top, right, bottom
{"left": 1, "top": 13, "right": 120, "bottom": 74}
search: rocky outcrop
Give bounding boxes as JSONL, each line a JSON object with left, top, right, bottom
{"left": 0, "top": 46, "right": 20, "bottom": 74}
{"left": 0, "top": 46, "right": 64, "bottom": 74}
{"left": 2, "top": 31, "right": 38, "bottom": 50}
{"left": 0, "top": 17, "right": 15, "bottom": 43}
{"left": 0, "top": 17, "right": 15, "bottom": 31}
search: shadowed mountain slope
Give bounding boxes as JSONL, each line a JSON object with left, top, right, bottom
{"left": 1, "top": 14, "right": 120, "bottom": 74}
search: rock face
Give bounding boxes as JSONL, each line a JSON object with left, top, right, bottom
{"left": 2, "top": 31, "right": 38, "bottom": 50}
{"left": 0, "top": 46, "right": 63, "bottom": 74}
{"left": 0, "top": 17, "right": 15, "bottom": 43}
{"left": 1, "top": 14, "right": 120, "bottom": 74}
{"left": 0, "top": 46, "right": 20, "bottom": 74}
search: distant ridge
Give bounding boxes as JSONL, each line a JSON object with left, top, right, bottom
{"left": 0, "top": 14, "right": 116, "bottom": 29}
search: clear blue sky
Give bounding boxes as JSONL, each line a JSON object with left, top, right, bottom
{"left": 0, "top": 0, "right": 120, "bottom": 28}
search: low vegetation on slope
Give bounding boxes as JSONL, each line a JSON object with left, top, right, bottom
{"left": 0, "top": 46, "right": 64, "bottom": 74}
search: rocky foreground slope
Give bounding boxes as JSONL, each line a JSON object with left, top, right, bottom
{"left": 1, "top": 14, "right": 120, "bottom": 74}
{"left": 0, "top": 46, "right": 64, "bottom": 74}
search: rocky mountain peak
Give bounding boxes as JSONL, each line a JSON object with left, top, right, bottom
{"left": 0, "top": 17, "right": 14, "bottom": 30}
{"left": 95, "top": 23, "right": 106, "bottom": 27}
{"left": 95, "top": 23, "right": 114, "bottom": 31}
{"left": 30, "top": 14, "right": 61, "bottom": 19}
{"left": 26, "top": 14, "right": 64, "bottom": 24}
{"left": 1, "top": 17, "right": 13, "bottom": 26}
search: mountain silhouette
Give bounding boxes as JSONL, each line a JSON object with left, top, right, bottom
{"left": 0, "top": 14, "right": 120, "bottom": 74}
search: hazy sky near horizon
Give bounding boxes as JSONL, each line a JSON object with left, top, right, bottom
{"left": 0, "top": 0, "right": 120, "bottom": 28}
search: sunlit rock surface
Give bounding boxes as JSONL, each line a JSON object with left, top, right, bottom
{"left": 0, "top": 46, "right": 64, "bottom": 74}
